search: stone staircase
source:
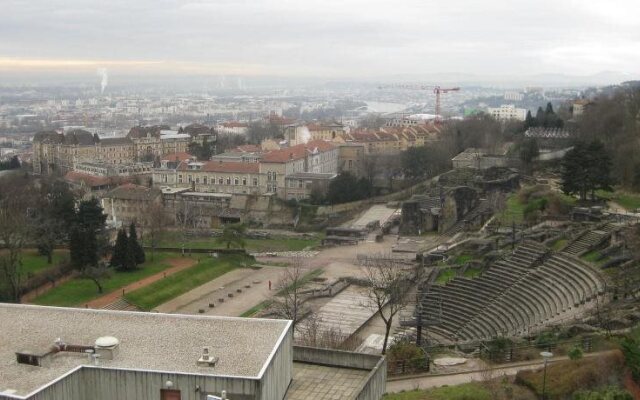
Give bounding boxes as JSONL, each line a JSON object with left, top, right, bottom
{"left": 562, "top": 223, "right": 618, "bottom": 256}
{"left": 102, "top": 298, "right": 141, "bottom": 312}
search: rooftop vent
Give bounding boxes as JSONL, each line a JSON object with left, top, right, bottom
{"left": 197, "top": 347, "right": 218, "bottom": 367}
{"left": 95, "top": 336, "right": 120, "bottom": 360}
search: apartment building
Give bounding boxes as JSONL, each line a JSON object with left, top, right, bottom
{"left": 152, "top": 140, "right": 339, "bottom": 201}
{"left": 487, "top": 104, "right": 527, "bottom": 121}
{"left": 33, "top": 125, "right": 211, "bottom": 175}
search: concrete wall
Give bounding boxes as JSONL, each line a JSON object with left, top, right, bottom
{"left": 8, "top": 367, "right": 262, "bottom": 400}
{"left": 316, "top": 181, "right": 427, "bottom": 216}
{"left": 354, "top": 357, "right": 387, "bottom": 400}
{"left": 292, "top": 346, "right": 386, "bottom": 400}
{"left": 257, "top": 329, "right": 293, "bottom": 400}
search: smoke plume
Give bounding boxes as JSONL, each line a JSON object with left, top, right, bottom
{"left": 96, "top": 68, "right": 108, "bottom": 94}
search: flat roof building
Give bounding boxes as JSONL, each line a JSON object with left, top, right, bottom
{"left": 0, "top": 304, "right": 386, "bottom": 400}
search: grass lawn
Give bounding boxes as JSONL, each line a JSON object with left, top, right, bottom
{"left": 453, "top": 254, "right": 473, "bottom": 265}
{"left": 17, "top": 249, "right": 69, "bottom": 276}
{"left": 125, "top": 254, "right": 252, "bottom": 310}
{"left": 463, "top": 267, "right": 482, "bottom": 279}
{"left": 155, "top": 231, "right": 321, "bottom": 252}
{"left": 497, "top": 193, "right": 526, "bottom": 224}
{"left": 240, "top": 300, "right": 272, "bottom": 317}
{"left": 435, "top": 268, "right": 457, "bottom": 285}
{"left": 552, "top": 238, "right": 568, "bottom": 251}
{"left": 32, "top": 253, "right": 176, "bottom": 307}
{"left": 598, "top": 189, "right": 640, "bottom": 211}
{"left": 581, "top": 250, "right": 610, "bottom": 266}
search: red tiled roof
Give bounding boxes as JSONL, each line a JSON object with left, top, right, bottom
{"left": 261, "top": 140, "right": 336, "bottom": 163}
{"left": 178, "top": 161, "right": 259, "bottom": 174}
{"left": 64, "top": 171, "right": 111, "bottom": 187}
{"left": 162, "top": 152, "right": 194, "bottom": 162}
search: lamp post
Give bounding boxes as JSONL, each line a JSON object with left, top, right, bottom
{"left": 540, "top": 351, "right": 553, "bottom": 400}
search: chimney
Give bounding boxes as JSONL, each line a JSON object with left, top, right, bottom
{"left": 197, "top": 347, "right": 218, "bottom": 367}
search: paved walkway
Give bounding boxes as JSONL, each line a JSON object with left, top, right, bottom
{"left": 156, "top": 265, "right": 288, "bottom": 315}
{"left": 386, "top": 350, "right": 618, "bottom": 393}
{"left": 85, "top": 257, "right": 197, "bottom": 309}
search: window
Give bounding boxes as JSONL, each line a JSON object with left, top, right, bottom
{"left": 219, "top": 178, "right": 223, "bottom": 185}
{"left": 267, "top": 171, "right": 272, "bottom": 181}
{"left": 196, "top": 177, "right": 200, "bottom": 184}
{"left": 188, "top": 175, "right": 192, "bottom": 183}
{"left": 298, "top": 179, "right": 303, "bottom": 188}
{"left": 178, "top": 175, "right": 183, "bottom": 183}
{"left": 234, "top": 178, "right": 239, "bottom": 185}
{"left": 253, "top": 178, "right": 258, "bottom": 186}
{"left": 226, "top": 177, "right": 231, "bottom": 185}
{"left": 243, "top": 178, "right": 247, "bottom": 186}
{"left": 203, "top": 176, "right": 207, "bottom": 184}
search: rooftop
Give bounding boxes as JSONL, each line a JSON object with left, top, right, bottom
{"left": 261, "top": 140, "right": 336, "bottom": 163}
{"left": 178, "top": 160, "right": 260, "bottom": 173}
{"left": 0, "top": 304, "right": 290, "bottom": 397}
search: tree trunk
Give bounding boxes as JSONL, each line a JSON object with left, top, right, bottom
{"left": 94, "top": 279, "right": 103, "bottom": 294}
{"left": 382, "top": 320, "right": 392, "bottom": 355}
{"left": 47, "top": 251, "right": 53, "bottom": 264}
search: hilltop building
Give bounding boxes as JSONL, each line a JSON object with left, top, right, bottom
{"left": 32, "top": 125, "right": 215, "bottom": 175}
{"left": 153, "top": 140, "right": 339, "bottom": 201}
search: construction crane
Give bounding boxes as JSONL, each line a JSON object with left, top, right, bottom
{"left": 378, "top": 84, "right": 461, "bottom": 119}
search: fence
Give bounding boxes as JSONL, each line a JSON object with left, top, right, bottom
{"left": 142, "top": 246, "right": 248, "bottom": 255}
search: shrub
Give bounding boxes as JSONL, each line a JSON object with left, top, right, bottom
{"left": 569, "top": 345, "right": 584, "bottom": 362}
{"left": 536, "top": 331, "right": 558, "bottom": 349}
{"left": 515, "top": 351, "right": 626, "bottom": 399}
{"left": 573, "top": 387, "right": 633, "bottom": 400}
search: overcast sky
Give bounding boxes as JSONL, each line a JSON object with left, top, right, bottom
{"left": 1, "top": 0, "right": 639, "bottom": 80}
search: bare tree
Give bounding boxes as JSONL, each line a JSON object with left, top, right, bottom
{"left": 272, "top": 259, "right": 307, "bottom": 337}
{"left": 296, "top": 313, "right": 360, "bottom": 351}
{"left": 360, "top": 254, "right": 410, "bottom": 354}
{"left": 362, "top": 153, "right": 380, "bottom": 185}
{"left": 142, "top": 202, "right": 168, "bottom": 261}
{"left": 81, "top": 262, "right": 112, "bottom": 294}
{"left": 0, "top": 175, "right": 36, "bottom": 302}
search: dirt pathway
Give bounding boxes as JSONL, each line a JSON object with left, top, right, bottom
{"left": 84, "top": 258, "right": 197, "bottom": 309}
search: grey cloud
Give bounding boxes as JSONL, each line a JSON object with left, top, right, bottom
{"left": 0, "top": 0, "right": 638, "bottom": 78}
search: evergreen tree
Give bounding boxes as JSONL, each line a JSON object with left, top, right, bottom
{"left": 561, "top": 140, "right": 612, "bottom": 201}
{"left": 561, "top": 142, "right": 590, "bottom": 200}
{"left": 124, "top": 233, "right": 138, "bottom": 271}
{"left": 586, "top": 140, "right": 613, "bottom": 199}
{"left": 545, "top": 102, "right": 554, "bottom": 115}
{"left": 69, "top": 199, "right": 107, "bottom": 270}
{"left": 524, "top": 110, "right": 535, "bottom": 129}
{"left": 110, "top": 228, "right": 128, "bottom": 269}
{"left": 8, "top": 156, "right": 20, "bottom": 169}
{"left": 519, "top": 138, "right": 539, "bottom": 173}
{"left": 535, "top": 106, "right": 545, "bottom": 127}
{"left": 128, "top": 222, "right": 145, "bottom": 265}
